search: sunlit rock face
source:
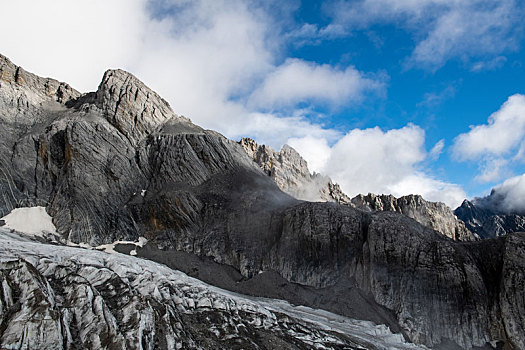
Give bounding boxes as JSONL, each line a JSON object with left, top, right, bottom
{"left": 239, "top": 137, "right": 351, "bottom": 203}
{"left": 1, "top": 52, "right": 525, "bottom": 349}
{"left": 352, "top": 193, "right": 476, "bottom": 241}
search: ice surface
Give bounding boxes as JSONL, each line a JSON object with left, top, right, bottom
{"left": 0, "top": 227, "right": 427, "bottom": 349}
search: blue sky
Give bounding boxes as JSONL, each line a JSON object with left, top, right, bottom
{"left": 1, "top": 0, "right": 525, "bottom": 208}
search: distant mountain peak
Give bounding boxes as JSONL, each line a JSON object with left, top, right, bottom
{"left": 351, "top": 192, "right": 476, "bottom": 241}
{"left": 239, "top": 137, "right": 351, "bottom": 203}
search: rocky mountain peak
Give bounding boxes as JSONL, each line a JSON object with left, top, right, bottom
{"left": 0, "top": 53, "right": 80, "bottom": 106}
{"left": 3, "top": 54, "right": 525, "bottom": 349}
{"left": 239, "top": 137, "right": 351, "bottom": 203}
{"left": 94, "top": 69, "right": 177, "bottom": 145}
{"left": 352, "top": 193, "right": 476, "bottom": 241}
{"left": 455, "top": 199, "right": 525, "bottom": 238}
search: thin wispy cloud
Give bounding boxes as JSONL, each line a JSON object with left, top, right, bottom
{"left": 325, "top": 0, "right": 525, "bottom": 70}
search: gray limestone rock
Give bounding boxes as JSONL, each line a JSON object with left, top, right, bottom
{"left": 239, "top": 137, "right": 351, "bottom": 203}
{"left": 352, "top": 193, "right": 476, "bottom": 241}
{"left": 455, "top": 199, "right": 525, "bottom": 239}
{"left": 1, "top": 53, "right": 524, "bottom": 349}
{"left": 239, "top": 138, "right": 475, "bottom": 242}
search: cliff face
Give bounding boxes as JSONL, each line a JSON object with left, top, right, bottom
{"left": 239, "top": 138, "right": 476, "bottom": 242}
{"left": 352, "top": 193, "right": 476, "bottom": 241}
{"left": 1, "top": 53, "right": 524, "bottom": 349}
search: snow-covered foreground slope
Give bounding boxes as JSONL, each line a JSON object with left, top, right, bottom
{"left": 0, "top": 228, "right": 426, "bottom": 350}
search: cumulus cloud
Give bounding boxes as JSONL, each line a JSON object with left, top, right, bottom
{"left": 287, "top": 136, "right": 332, "bottom": 173}
{"left": 474, "top": 174, "right": 525, "bottom": 214}
{"left": 0, "top": 0, "right": 466, "bottom": 207}
{"left": 0, "top": 0, "right": 381, "bottom": 147}
{"left": 453, "top": 94, "right": 525, "bottom": 159}
{"left": 249, "top": 58, "right": 384, "bottom": 110}
{"left": 288, "top": 124, "right": 466, "bottom": 208}
{"left": 327, "top": 0, "right": 524, "bottom": 69}
{"left": 0, "top": 0, "right": 147, "bottom": 91}
{"left": 452, "top": 94, "right": 525, "bottom": 182}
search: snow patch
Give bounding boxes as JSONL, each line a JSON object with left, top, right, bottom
{"left": 94, "top": 237, "right": 148, "bottom": 254}
{"left": 1, "top": 206, "right": 56, "bottom": 237}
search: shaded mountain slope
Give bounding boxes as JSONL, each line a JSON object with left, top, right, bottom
{"left": 456, "top": 199, "right": 525, "bottom": 239}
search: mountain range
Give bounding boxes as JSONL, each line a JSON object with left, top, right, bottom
{"left": 1, "top": 53, "right": 525, "bottom": 349}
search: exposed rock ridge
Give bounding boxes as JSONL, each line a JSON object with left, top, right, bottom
{"left": 455, "top": 199, "right": 525, "bottom": 239}
{"left": 351, "top": 193, "right": 476, "bottom": 241}
{"left": 94, "top": 69, "right": 190, "bottom": 145}
{"left": 0, "top": 53, "right": 80, "bottom": 107}
{"left": 239, "top": 137, "right": 351, "bottom": 203}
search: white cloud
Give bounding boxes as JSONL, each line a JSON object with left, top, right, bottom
{"left": 417, "top": 85, "right": 457, "bottom": 108}
{"left": 328, "top": 0, "right": 524, "bottom": 69}
{"left": 475, "top": 158, "right": 510, "bottom": 183}
{"left": 248, "top": 58, "right": 383, "bottom": 110}
{"left": 289, "top": 124, "right": 465, "bottom": 208}
{"left": 0, "top": 0, "right": 466, "bottom": 207}
{"left": 482, "top": 174, "right": 525, "bottom": 214}
{"left": 0, "top": 0, "right": 380, "bottom": 148}
{"left": 389, "top": 174, "right": 466, "bottom": 209}
{"left": 241, "top": 112, "right": 341, "bottom": 148}
{"left": 0, "top": 0, "right": 147, "bottom": 92}
{"left": 286, "top": 23, "right": 348, "bottom": 46}
{"left": 453, "top": 94, "right": 525, "bottom": 159}
{"left": 452, "top": 94, "right": 525, "bottom": 182}
{"left": 471, "top": 56, "right": 507, "bottom": 72}
{"left": 287, "top": 136, "right": 332, "bottom": 173}
{"left": 429, "top": 139, "right": 445, "bottom": 160}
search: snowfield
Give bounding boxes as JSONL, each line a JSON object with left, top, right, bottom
{"left": 1, "top": 206, "right": 57, "bottom": 237}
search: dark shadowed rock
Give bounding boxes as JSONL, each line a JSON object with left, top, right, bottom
{"left": 455, "top": 199, "right": 525, "bottom": 239}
